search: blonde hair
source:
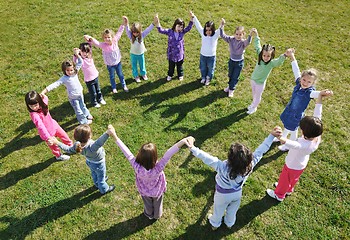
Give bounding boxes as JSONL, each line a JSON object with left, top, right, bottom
{"left": 301, "top": 68, "right": 318, "bottom": 84}
{"left": 102, "top": 29, "right": 114, "bottom": 39}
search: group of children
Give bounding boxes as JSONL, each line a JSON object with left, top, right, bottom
{"left": 24, "top": 11, "right": 334, "bottom": 230}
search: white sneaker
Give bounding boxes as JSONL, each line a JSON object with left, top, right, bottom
{"left": 87, "top": 119, "right": 93, "bottom": 124}
{"left": 223, "top": 87, "right": 229, "bottom": 92}
{"left": 112, "top": 89, "right": 117, "bottom": 94}
{"left": 246, "top": 107, "right": 257, "bottom": 114}
{"left": 278, "top": 144, "right": 289, "bottom": 151}
{"left": 273, "top": 182, "right": 292, "bottom": 196}
{"left": 56, "top": 154, "right": 70, "bottom": 161}
{"left": 228, "top": 90, "right": 234, "bottom": 98}
{"left": 266, "top": 189, "right": 283, "bottom": 201}
{"left": 247, "top": 105, "right": 253, "bottom": 111}
{"left": 135, "top": 77, "right": 141, "bottom": 83}
{"left": 123, "top": 86, "right": 129, "bottom": 92}
{"left": 200, "top": 78, "right": 205, "bottom": 84}
{"left": 100, "top": 99, "right": 106, "bottom": 105}
{"left": 205, "top": 79, "right": 210, "bottom": 86}
{"left": 166, "top": 76, "right": 172, "bottom": 81}
{"left": 179, "top": 76, "right": 184, "bottom": 81}
{"left": 94, "top": 103, "right": 101, "bottom": 108}
{"left": 142, "top": 75, "right": 148, "bottom": 80}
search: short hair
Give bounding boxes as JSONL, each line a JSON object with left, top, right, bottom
{"left": 172, "top": 18, "right": 185, "bottom": 31}
{"left": 258, "top": 44, "right": 276, "bottom": 65}
{"left": 227, "top": 143, "right": 253, "bottom": 179}
{"left": 300, "top": 116, "right": 323, "bottom": 138}
{"left": 135, "top": 143, "right": 158, "bottom": 170}
{"left": 203, "top": 21, "right": 216, "bottom": 37}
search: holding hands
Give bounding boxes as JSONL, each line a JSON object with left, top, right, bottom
{"left": 220, "top": 18, "right": 225, "bottom": 28}
{"left": 154, "top": 14, "right": 160, "bottom": 27}
{"left": 122, "top": 16, "right": 128, "bottom": 26}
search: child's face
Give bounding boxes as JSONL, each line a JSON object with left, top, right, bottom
{"left": 104, "top": 34, "right": 112, "bottom": 44}
{"left": 262, "top": 50, "right": 272, "bottom": 63}
{"left": 300, "top": 75, "right": 315, "bottom": 89}
{"left": 175, "top": 24, "right": 184, "bottom": 32}
{"left": 205, "top": 27, "right": 213, "bottom": 36}
{"left": 234, "top": 30, "right": 245, "bottom": 40}
{"left": 65, "top": 66, "right": 75, "bottom": 76}
{"left": 29, "top": 103, "right": 40, "bottom": 111}
{"left": 80, "top": 51, "right": 88, "bottom": 59}
{"left": 132, "top": 31, "right": 140, "bottom": 37}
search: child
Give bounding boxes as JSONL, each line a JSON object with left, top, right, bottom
{"left": 247, "top": 28, "right": 292, "bottom": 114}
{"left": 220, "top": 18, "right": 253, "bottom": 97}
{"left": 192, "top": 12, "right": 220, "bottom": 86}
{"left": 108, "top": 125, "right": 191, "bottom": 220}
{"left": 75, "top": 42, "right": 106, "bottom": 108}
{"left": 84, "top": 17, "right": 128, "bottom": 94}
{"left": 278, "top": 51, "right": 323, "bottom": 151}
{"left": 41, "top": 48, "right": 93, "bottom": 125}
{"left": 48, "top": 124, "right": 116, "bottom": 195}
{"left": 185, "top": 127, "right": 282, "bottom": 230}
{"left": 25, "top": 90, "right": 72, "bottom": 161}
{"left": 123, "top": 16, "right": 154, "bottom": 82}
{"left": 267, "top": 90, "right": 333, "bottom": 201}
{"left": 154, "top": 12, "right": 194, "bottom": 81}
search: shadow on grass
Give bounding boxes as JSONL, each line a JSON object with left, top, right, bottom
{"left": 83, "top": 213, "right": 156, "bottom": 240}
{"left": 0, "top": 157, "right": 56, "bottom": 190}
{"left": 0, "top": 186, "right": 102, "bottom": 240}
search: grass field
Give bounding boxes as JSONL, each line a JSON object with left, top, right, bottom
{"left": 0, "top": 0, "right": 349, "bottom": 239}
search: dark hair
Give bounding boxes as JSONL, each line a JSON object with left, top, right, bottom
{"left": 172, "top": 18, "right": 185, "bottom": 31}
{"left": 102, "top": 29, "right": 114, "bottom": 38}
{"left": 227, "top": 143, "right": 253, "bottom": 179}
{"left": 131, "top": 22, "right": 142, "bottom": 44}
{"left": 135, "top": 143, "right": 158, "bottom": 170}
{"left": 300, "top": 116, "right": 323, "bottom": 138}
{"left": 25, "top": 90, "right": 48, "bottom": 115}
{"left": 203, "top": 21, "right": 216, "bottom": 37}
{"left": 73, "top": 124, "right": 92, "bottom": 153}
{"left": 258, "top": 44, "right": 275, "bottom": 65}
{"left": 61, "top": 60, "right": 76, "bottom": 76}
{"left": 79, "top": 42, "right": 92, "bottom": 57}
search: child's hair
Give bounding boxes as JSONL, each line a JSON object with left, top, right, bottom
{"left": 300, "top": 116, "right": 323, "bottom": 138}
{"left": 135, "top": 143, "right": 158, "bottom": 170}
{"left": 301, "top": 68, "right": 318, "bottom": 84}
{"left": 235, "top": 26, "right": 245, "bottom": 34}
{"left": 79, "top": 42, "right": 92, "bottom": 57}
{"left": 203, "top": 21, "right": 216, "bottom": 36}
{"left": 25, "top": 90, "right": 48, "bottom": 115}
{"left": 131, "top": 22, "right": 142, "bottom": 44}
{"left": 61, "top": 60, "right": 76, "bottom": 76}
{"left": 73, "top": 124, "right": 92, "bottom": 153}
{"left": 258, "top": 44, "right": 276, "bottom": 65}
{"left": 227, "top": 143, "right": 253, "bottom": 179}
{"left": 171, "top": 18, "right": 185, "bottom": 31}
{"left": 102, "top": 29, "right": 114, "bottom": 39}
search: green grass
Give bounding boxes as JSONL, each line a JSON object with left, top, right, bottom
{"left": 0, "top": 0, "right": 349, "bottom": 239}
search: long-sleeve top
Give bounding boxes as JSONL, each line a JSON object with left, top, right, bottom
{"left": 125, "top": 23, "right": 154, "bottom": 55}
{"left": 193, "top": 16, "right": 220, "bottom": 57}
{"left": 284, "top": 103, "right": 322, "bottom": 170}
{"left": 251, "top": 36, "right": 286, "bottom": 84}
{"left": 29, "top": 95, "right": 60, "bottom": 141}
{"left": 190, "top": 134, "right": 275, "bottom": 192}
{"left": 73, "top": 48, "right": 99, "bottom": 82}
{"left": 58, "top": 133, "right": 109, "bottom": 163}
{"left": 115, "top": 138, "right": 180, "bottom": 198}
{"left": 157, "top": 21, "right": 193, "bottom": 62}
{"left": 46, "top": 57, "right": 83, "bottom": 100}
{"left": 220, "top": 28, "right": 251, "bottom": 61}
{"left": 90, "top": 25, "right": 125, "bottom": 66}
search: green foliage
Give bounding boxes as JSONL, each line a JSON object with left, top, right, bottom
{"left": 0, "top": 0, "right": 349, "bottom": 239}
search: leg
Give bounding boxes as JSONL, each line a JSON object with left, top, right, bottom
{"left": 176, "top": 60, "right": 184, "bottom": 78}
{"left": 90, "top": 160, "right": 109, "bottom": 194}
{"left": 85, "top": 80, "right": 97, "bottom": 106}
{"left": 168, "top": 60, "right": 175, "bottom": 77}
{"left": 93, "top": 77, "right": 104, "bottom": 103}
{"left": 55, "top": 125, "right": 73, "bottom": 146}
{"left": 106, "top": 65, "right": 117, "bottom": 91}
{"left": 69, "top": 98, "right": 88, "bottom": 124}
{"left": 274, "top": 164, "right": 292, "bottom": 199}
{"left": 287, "top": 168, "right": 304, "bottom": 193}
{"left": 228, "top": 60, "right": 244, "bottom": 90}
{"left": 130, "top": 53, "right": 139, "bottom": 78}
{"left": 199, "top": 54, "right": 206, "bottom": 80}
{"left": 86, "top": 160, "right": 98, "bottom": 187}
{"left": 77, "top": 95, "right": 92, "bottom": 119}
{"left": 290, "top": 129, "right": 298, "bottom": 141}
{"left": 207, "top": 55, "right": 216, "bottom": 80}
{"left": 251, "top": 81, "right": 266, "bottom": 109}
{"left": 139, "top": 54, "right": 147, "bottom": 77}
{"left": 141, "top": 196, "right": 154, "bottom": 219}
{"left": 223, "top": 191, "right": 242, "bottom": 228}
{"left": 46, "top": 140, "right": 61, "bottom": 157}
{"left": 115, "top": 62, "right": 126, "bottom": 88}
{"left": 152, "top": 195, "right": 164, "bottom": 219}
{"left": 209, "top": 191, "right": 229, "bottom": 228}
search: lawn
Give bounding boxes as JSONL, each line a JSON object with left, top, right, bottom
{"left": 0, "top": 0, "right": 349, "bottom": 239}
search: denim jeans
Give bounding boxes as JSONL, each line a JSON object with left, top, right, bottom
{"left": 68, "top": 94, "right": 91, "bottom": 124}
{"left": 228, "top": 59, "right": 244, "bottom": 90}
{"left": 86, "top": 160, "right": 109, "bottom": 194}
{"left": 107, "top": 62, "right": 126, "bottom": 90}
{"left": 199, "top": 55, "right": 216, "bottom": 80}
{"left": 168, "top": 60, "right": 184, "bottom": 77}
{"left": 130, "top": 53, "right": 146, "bottom": 78}
{"left": 85, "top": 77, "right": 103, "bottom": 105}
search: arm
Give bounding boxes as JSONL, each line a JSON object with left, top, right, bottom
{"left": 30, "top": 113, "right": 51, "bottom": 141}
{"left": 183, "top": 20, "right": 193, "bottom": 34}
{"left": 123, "top": 16, "right": 132, "bottom": 40}
{"left": 89, "top": 133, "right": 109, "bottom": 152}
{"left": 73, "top": 48, "right": 83, "bottom": 71}
{"left": 290, "top": 52, "right": 301, "bottom": 80}
{"left": 107, "top": 125, "right": 135, "bottom": 162}
{"left": 314, "top": 89, "right": 333, "bottom": 119}
{"left": 114, "top": 24, "right": 125, "bottom": 41}
{"left": 193, "top": 15, "right": 204, "bottom": 35}
{"left": 141, "top": 23, "right": 154, "bottom": 39}
{"left": 219, "top": 19, "right": 231, "bottom": 43}
{"left": 190, "top": 146, "right": 223, "bottom": 171}
{"left": 49, "top": 137, "right": 78, "bottom": 154}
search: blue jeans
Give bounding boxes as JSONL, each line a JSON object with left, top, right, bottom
{"left": 107, "top": 62, "right": 126, "bottom": 90}
{"left": 85, "top": 77, "right": 103, "bottom": 105}
{"left": 86, "top": 160, "right": 109, "bottom": 194}
{"left": 68, "top": 94, "right": 91, "bottom": 124}
{"left": 228, "top": 59, "right": 244, "bottom": 90}
{"left": 130, "top": 53, "right": 146, "bottom": 78}
{"left": 168, "top": 60, "right": 184, "bottom": 77}
{"left": 199, "top": 55, "right": 216, "bottom": 80}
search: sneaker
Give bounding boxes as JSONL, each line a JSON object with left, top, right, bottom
{"left": 135, "top": 76, "right": 141, "bottom": 83}
{"left": 179, "top": 76, "right": 184, "bottom": 81}
{"left": 87, "top": 119, "right": 93, "bottom": 124}
{"left": 112, "top": 89, "right": 118, "bottom": 94}
{"left": 100, "top": 99, "right": 106, "bottom": 105}
{"left": 87, "top": 115, "right": 93, "bottom": 120}
{"left": 228, "top": 90, "right": 234, "bottom": 98}
{"left": 273, "top": 182, "right": 292, "bottom": 196}
{"left": 223, "top": 86, "right": 229, "bottom": 92}
{"left": 247, "top": 105, "right": 253, "bottom": 111}
{"left": 266, "top": 189, "right": 283, "bottom": 201}
{"left": 200, "top": 78, "right": 206, "bottom": 84}
{"left": 278, "top": 144, "right": 289, "bottom": 151}
{"left": 246, "top": 107, "right": 257, "bottom": 115}
{"left": 166, "top": 76, "right": 172, "bottom": 81}
{"left": 205, "top": 79, "right": 210, "bottom": 86}
{"left": 56, "top": 154, "right": 70, "bottom": 161}
{"left": 94, "top": 103, "right": 101, "bottom": 108}
{"left": 207, "top": 214, "right": 218, "bottom": 230}
{"left": 123, "top": 86, "right": 129, "bottom": 92}
{"left": 142, "top": 75, "right": 148, "bottom": 80}
{"left": 102, "top": 184, "right": 115, "bottom": 195}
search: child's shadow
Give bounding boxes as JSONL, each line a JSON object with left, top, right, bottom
{"left": 83, "top": 213, "right": 156, "bottom": 240}
{"left": 0, "top": 186, "right": 102, "bottom": 240}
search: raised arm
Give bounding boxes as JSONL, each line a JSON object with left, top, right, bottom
{"left": 107, "top": 124, "right": 135, "bottom": 161}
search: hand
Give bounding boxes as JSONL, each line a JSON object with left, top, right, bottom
{"left": 271, "top": 126, "right": 283, "bottom": 138}
{"left": 189, "top": 10, "right": 194, "bottom": 19}
{"left": 73, "top": 48, "right": 80, "bottom": 56}
{"left": 122, "top": 16, "right": 128, "bottom": 26}
{"left": 154, "top": 14, "right": 159, "bottom": 27}
{"left": 107, "top": 124, "right": 117, "bottom": 137}
{"left": 84, "top": 35, "right": 92, "bottom": 42}
{"left": 250, "top": 28, "right": 257, "bottom": 36}
{"left": 220, "top": 18, "right": 225, "bottom": 28}
{"left": 320, "top": 89, "right": 333, "bottom": 97}
{"left": 185, "top": 136, "right": 195, "bottom": 148}
{"left": 47, "top": 136, "right": 58, "bottom": 146}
